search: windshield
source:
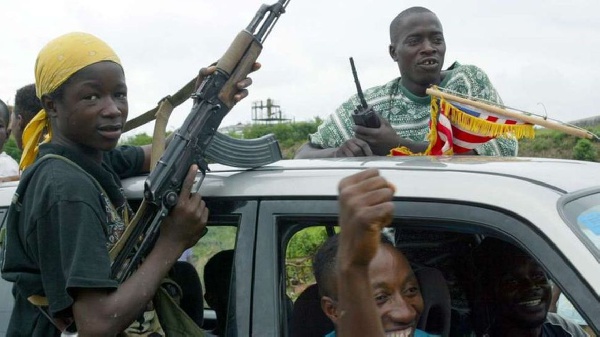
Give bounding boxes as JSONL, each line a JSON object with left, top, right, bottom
{"left": 563, "top": 192, "right": 600, "bottom": 257}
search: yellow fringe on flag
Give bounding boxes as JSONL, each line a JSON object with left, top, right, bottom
{"left": 390, "top": 146, "right": 417, "bottom": 156}
{"left": 423, "top": 97, "right": 452, "bottom": 155}
{"left": 388, "top": 96, "right": 451, "bottom": 156}
{"left": 441, "top": 98, "right": 535, "bottom": 139}
{"left": 389, "top": 96, "right": 534, "bottom": 156}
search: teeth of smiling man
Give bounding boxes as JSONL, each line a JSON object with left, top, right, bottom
{"left": 519, "top": 299, "right": 542, "bottom": 306}
{"left": 422, "top": 60, "right": 436, "bottom": 65}
{"left": 386, "top": 327, "right": 413, "bottom": 337}
{"left": 100, "top": 125, "right": 120, "bottom": 131}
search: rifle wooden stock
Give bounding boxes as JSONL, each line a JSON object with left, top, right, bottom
{"left": 217, "top": 31, "right": 263, "bottom": 109}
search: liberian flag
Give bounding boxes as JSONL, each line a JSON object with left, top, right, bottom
{"left": 391, "top": 96, "right": 535, "bottom": 156}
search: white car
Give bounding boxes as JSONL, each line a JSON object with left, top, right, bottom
{"left": 1, "top": 156, "right": 599, "bottom": 336}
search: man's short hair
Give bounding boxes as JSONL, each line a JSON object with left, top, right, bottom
{"left": 14, "top": 83, "right": 42, "bottom": 125}
{"left": 312, "top": 233, "right": 394, "bottom": 298}
{"left": 473, "top": 237, "right": 531, "bottom": 286}
{"left": 389, "top": 7, "right": 436, "bottom": 43}
{"left": 0, "top": 98, "right": 9, "bottom": 123}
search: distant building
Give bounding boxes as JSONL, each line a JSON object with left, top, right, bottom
{"left": 218, "top": 98, "right": 295, "bottom": 136}
{"left": 219, "top": 122, "right": 249, "bottom": 136}
{"left": 251, "top": 98, "right": 291, "bottom": 124}
{"left": 570, "top": 115, "right": 600, "bottom": 128}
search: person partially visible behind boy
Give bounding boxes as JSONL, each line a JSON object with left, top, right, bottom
{"left": 0, "top": 98, "right": 19, "bottom": 181}
{"left": 313, "top": 169, "right": 435, "bottom": 337}
{"left": 12, "top": 83, "right": 42, "bottom": 151}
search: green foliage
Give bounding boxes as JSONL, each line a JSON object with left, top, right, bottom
{"left": 286, "top": 226, "right": 329, "bottom": 259}
{"left": 226, "top": 130, "right": 242, "bottom": 139}
{"left": 4, "top": 138, "right": 21, "bottom": 161}
{"left": 285, "top": 226, "right": 331, "bottom": 300}
{"left": 518, "top": 125, "right": 599, "bottom": 161}
{"left": 550, "top": 131, "right": 568, "bottom": 143}
{"left": 530, "top": 137, "right": 552, "bottom": 152}
{"left": 190, "top": 226, "right": 237, "bottom": 291}
{"left": 573, "top": 139, "right": 598, "bottom": 161}
{"left": 241, "top": 118, "right": 322, "bottom": 158}
{"left": 192, "top": 226, "right": 237, "bottom": 261}
{"left": 119, "top": 132, "right": 153, "bottom": 146}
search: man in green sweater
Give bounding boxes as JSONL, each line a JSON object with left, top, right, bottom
{"left": 295, "top": 7, "right": 517, "bottom": 158}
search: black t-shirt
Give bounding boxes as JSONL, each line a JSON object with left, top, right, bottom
{"left": 1, "top": 145, "right": 144, "bottom": 337}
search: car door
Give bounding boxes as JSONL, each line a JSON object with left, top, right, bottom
{"left": 0, "top": 206, "right": 12, "bottom": 337}
{"left": 194, "top": 198, "right": 259, "bottom": 337}
{"left": 254, "top": 198, "right": 599, "bottom": 336}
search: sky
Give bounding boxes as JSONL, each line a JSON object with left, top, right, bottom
{"left": 1, "top": 0, "right": 599, "bottom": 138}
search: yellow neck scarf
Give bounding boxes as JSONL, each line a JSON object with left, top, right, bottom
{"left": 20, "top": 32, "right": 122, "bottom": 171}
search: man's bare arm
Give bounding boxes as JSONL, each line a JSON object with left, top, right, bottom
{"left": 294, "top": 139, "right": 373, "bottom": 159}
{"left": 336, "top": 169, "right": 394, "bottom": 337}
{"left": 0, "top": 175, "right": 20, "bottom": 183}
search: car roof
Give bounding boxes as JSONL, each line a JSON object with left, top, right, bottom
{"left": 0, "top": 181, "right": 18, "bottom": 207}
{"left": 121, "top": 156, "right": 599, "bottom": 200}
{"left": 2, "top": 156, "right": 599, "bottom": 297}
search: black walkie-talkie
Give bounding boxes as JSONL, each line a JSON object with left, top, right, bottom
{"left": 349, "top": 57, "right": 380, "bottom": 128}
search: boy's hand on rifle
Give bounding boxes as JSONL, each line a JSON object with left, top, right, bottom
{"left": 337, "top": 169, "right": 395, "bottom": 270}
{"left": 195, "top": 62, "right": 262, "bottom": 102}
{"left": 158, "top": 164, "right": 209, "bottom": 252}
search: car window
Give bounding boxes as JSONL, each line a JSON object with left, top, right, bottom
{"left": 115, "top": 197, "right": 257, "bottom": 336}
{"left": 555, "top": 293, "right": 588, "bottom": 326}
{"left": 0, "top": 206, "right": 8, "bottom": 265}
{"left": 282, "top": 218, "right": 483, "bottom": 336}
{"left": 0, "top": 207, "right": 11, "bottom": 337}
{"left": 562, "top": 191, "right": 600, "bottom": 257}
{"left": 282, "top": 220, "right": 599, "bottom": 337}
{"left": 192, "top": 225, "right": 237, "bottom": 297}
{"left": 191, "top": 223, "right": 238, "bottom": 334}
{"left": 285, "top": 226, "right": 332, "bottom": 301}
{"left": 262, "top": 198, "right": 599, "bottom": 336}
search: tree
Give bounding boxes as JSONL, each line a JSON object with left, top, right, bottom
{"left": 286, "top": 226, "right": 329, "bottom": 259}
{"left": 241, "top": 118, "right": 322, "bottom": 158}
{"left": 120, "top": 132, "right": 153, "bottom": 146}
{"left": 572, "top": 139, "right": 597, "bottom": 162}
{"left": 4, "top": 138, "right": 21, "bottom": 161}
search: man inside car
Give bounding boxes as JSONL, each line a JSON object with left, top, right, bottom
{"left": 472, "top": 237, "right": 588, "bottom": 337}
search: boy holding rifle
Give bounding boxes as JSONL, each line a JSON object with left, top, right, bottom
{"left": 1, "top": 32, "right": 256, "bottom": 337}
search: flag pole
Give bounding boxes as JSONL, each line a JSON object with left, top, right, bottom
{"left": 426, "top": 86, "right": 596, "bottom": 140}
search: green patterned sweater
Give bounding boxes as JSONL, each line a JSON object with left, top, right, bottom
{"left": 309, "top": 62, "right": 518, "bottom": 156}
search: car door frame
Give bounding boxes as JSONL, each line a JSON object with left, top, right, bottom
{"left": 252, "top": 198, "right": 599, "bottom": 336}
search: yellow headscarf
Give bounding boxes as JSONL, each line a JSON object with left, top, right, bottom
{"left": 20, "top": 32, "right": 122, "bottom": 170}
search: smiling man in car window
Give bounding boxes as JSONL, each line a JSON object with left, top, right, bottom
{"left": 312, "top": 169, "right": 437, "bottom": 337}
{"left": 473, "top": 238, "right": 588, "bottom": 337}
{"left": 295, "top": 7, "right": 517, "bottom": 159}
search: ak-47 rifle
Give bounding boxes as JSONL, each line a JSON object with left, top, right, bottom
{"left": 111, "top": 0, "right": 290, "bottom": 282}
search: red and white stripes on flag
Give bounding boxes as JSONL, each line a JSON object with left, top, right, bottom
{"left": 391, "top": 97, "right": 535, "bottom": 156}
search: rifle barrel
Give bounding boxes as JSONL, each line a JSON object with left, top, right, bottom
{"left": 252, "top": 0, "right": 290, "bottom": 43}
